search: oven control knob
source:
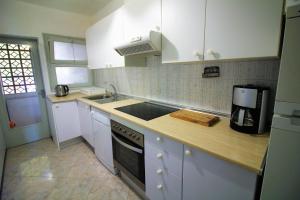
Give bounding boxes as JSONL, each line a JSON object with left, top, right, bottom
{"left": 157, "top": 184, "right": 163, "bottom": 190}
{"left": 135, "top": 136, "right": 140, "bottom": 141}
{"left": 122, "top": 130, "right": 127, "bottom": 134}
{"left": 132, "top": 135, "right": 136, "bottom": 139}
{"left": 156, "top": 153, "right": 163, "bottom": 159}
{"left": 156, "top": 169, "right": 163, "bottom": 174}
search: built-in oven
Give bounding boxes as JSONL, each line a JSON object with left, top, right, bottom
{"left": 111, "top": 120, "right": 145, "bottom": 190}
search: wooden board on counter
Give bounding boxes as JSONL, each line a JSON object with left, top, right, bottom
{"left": 170, "top": 109, "right": 219, "bottom": 127}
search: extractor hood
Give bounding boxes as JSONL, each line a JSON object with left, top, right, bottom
{"left": 114, "top": 31, "right": 161, "bottom": 56}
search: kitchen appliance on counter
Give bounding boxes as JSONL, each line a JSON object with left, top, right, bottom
{"left": 55, "top": 85, "right": 69, "bottom": 97}
{"left": 111, "top": 120, "right": 145, "bottom": 194}
{"left": 261, "top": 5, "right": 300, "bottom": 199}
{"left": 115, "top": 102, "right": 179, "bottom": 121}
{"left": 230, "top": 85, "right": 269, "bottom": 134}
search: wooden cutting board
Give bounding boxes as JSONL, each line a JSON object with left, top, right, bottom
{"left": 170, "top": 109, "right": 219, "bottom": 127}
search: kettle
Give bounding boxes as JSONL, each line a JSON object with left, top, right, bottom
{"left": 55, "top": 85, "right": 69, "bottom": 97}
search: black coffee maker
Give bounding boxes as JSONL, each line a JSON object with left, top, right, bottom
{"left": 230, "top": 85, "right": 269, "bottom": 134}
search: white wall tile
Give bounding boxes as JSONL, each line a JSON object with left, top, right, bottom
{"left": 93, "top": 56, "right": 280, "bottom": 116}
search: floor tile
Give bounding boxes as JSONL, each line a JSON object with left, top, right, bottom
{"left": 1, "top": 138, "right": 142, "bottom": 200}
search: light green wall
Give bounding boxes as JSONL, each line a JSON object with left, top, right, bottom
{"left": 0, "top": 123, "right": 6, "bottom": 187}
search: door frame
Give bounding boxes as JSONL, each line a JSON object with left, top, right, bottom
{"left": 0, "top": 34, "right": 50, "bottom": 148}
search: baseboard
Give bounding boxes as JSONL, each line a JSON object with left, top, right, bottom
{"left": 59, "top": 136, "right": 83, "bottom": 150}
{"left": 0, "top": 149, "right": 7, "bottom": 200}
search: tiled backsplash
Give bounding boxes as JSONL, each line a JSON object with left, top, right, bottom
{"left": 94, "top": 56, "right": 280, "bottom": 118}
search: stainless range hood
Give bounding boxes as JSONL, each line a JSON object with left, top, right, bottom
{"left": 114, "top": 31, "right": 161, "bottom": 56}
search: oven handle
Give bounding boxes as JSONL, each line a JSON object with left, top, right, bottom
{"left": 112, "top": 133, "right": 143, "bottom": 154}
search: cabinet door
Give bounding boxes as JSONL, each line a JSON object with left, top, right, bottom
{"left": 86, "top": 8, "right": 124, "bottom": 69}
{"left": 182, "top": 146, "right": 257, "bottom": 200}
{"left": 78, "top": 102, "right": 93, "bottom": 147}
{"left": 93, "top": 118, "right": 114, "bottom": 172}
{"left": 52, "top": 101, "right": 81, "bottom": 143}
{"left": 162, "top": 0, "right": 206, "bottom": 63}
{"left": 123, "top": 0, "right": 161, "bottom": 41}
{"left": 204, "top": 0, "right": 283, "bottom": 60}
{"left": 46, "top": 100, "right": 59, "bottom": 147}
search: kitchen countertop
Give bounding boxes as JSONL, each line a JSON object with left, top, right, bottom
{"left": 47, "top": 92, "right": 87, "bottom": 103}
{"left": 48, "top": 92, "right": 269, "bottom": 174}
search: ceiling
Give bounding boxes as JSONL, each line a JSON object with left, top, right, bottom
{"left": 15, "top": 0, "right": 111, "bottom": 16}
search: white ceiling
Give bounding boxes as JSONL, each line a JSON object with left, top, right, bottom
{"left": 15, "top": 0, "right": 111, "bottom": 16}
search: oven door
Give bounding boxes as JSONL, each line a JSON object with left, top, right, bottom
{"left": 112, "top": 131, "right": 145, "bottom": 188}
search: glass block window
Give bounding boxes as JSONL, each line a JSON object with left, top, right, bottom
{"left": 0, "top": 43, "right": 36, "bottom": 95}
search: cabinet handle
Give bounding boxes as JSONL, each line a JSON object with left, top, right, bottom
{"left": 91, "top": 111, "right": 95, "bottom": 115}
{"left": 193, "top": 50, "right": 202, "bottom": 57}
{"left": 156, "top": 153, "right": 163, "bottom": 159}
{"left": 157, "top": 184, "right": 163, "bottom": 190}
{"left": 206, "top": 49, "right": 214, "bottom": 55}
{"left": 156, "top": 137, "right": 161, "bottom": 142}
{"left": 185, "top": 150, "right": 192, "bottom": 156}
{"left": 55, "top": 105, "right": 59, "bottom": 109}
{"left": 156, "top": 169, "right": 163, "bottom": 175}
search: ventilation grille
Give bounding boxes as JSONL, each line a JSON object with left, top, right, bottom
{"left": 116, "top": 43, "right": 155, "bottom": 56}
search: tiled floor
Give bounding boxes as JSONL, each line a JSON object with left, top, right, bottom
{"left": 1, "top": 138, "right": 141, "bottom": 200}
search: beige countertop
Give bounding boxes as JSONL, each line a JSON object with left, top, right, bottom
{"left": 47, "top": 92, "right": 87, "bottom": 103}
{"left": 48, "top": 92, "right": 269, "bottom": 174}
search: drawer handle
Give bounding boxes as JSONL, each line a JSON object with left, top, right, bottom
{"left": 156, "top": 153, "right": 163, "bottom": 159}
{"left": 156, "top": 137, "right": 161, "bottom": 142}
{"left": 157, "top": 184, "right": 163, "bottom": 190}
{"left": 55, "top": 105, "right": 59, "bottom": 109}
{"left": 185, "top": 150, "right": 192, "bottom": 156}
{"left": 156, "top": 169, "right": 163, "bottom": 175}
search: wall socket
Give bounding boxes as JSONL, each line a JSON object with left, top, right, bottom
{"left": 202, "top": 66, "right": 220, "bottom": 78}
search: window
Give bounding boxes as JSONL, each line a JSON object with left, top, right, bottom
{"left": 43, "top": 34, "right": 92, "bottom": 91}
{"left": 0, "top": 43, "right": 36, "bottom": 94}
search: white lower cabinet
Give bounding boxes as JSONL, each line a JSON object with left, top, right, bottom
{"left": 182, "top": 146, "right": 257, "bottom": 200}
{"left": 92, "top": 108, "right": 115, "bottom": 173}
{"left": 47, "top": 101, "right": 81, "bottom": 145}
{"left": 78, "top": 101, "right": 94, "bottom": 147}
{"left": 144, "top": 130, "right": 183, "bottom": 200}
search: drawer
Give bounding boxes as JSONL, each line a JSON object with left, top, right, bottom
{"left": 145, "top": 130, "right": 182, "bottom": 151}
{"left": 145, "top": 141, "right": 183, "bottom": 177}
{"left": 146, "top": 162, "right": 182, "bottom": 200}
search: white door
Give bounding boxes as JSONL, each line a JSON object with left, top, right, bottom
{"left": 52, "top": 101, "right": 81, "bottom": 142}
{"left": 162, "top": 0, "right": 206, "bottom": 63}
{"left": 276, "top": 15, "right": 300, "bottom": 104}
{"left": 0, "top": 38, "right": 50, "bottom": 147}
{"left": 182, "top": 146, "right": 257, "bottom": 200}
{"left": 204, "top": 0, "right": 283, "bottom": 60}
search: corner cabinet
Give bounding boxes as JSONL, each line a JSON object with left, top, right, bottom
{"left": 86, "top": 8, "right": 125, "bottom": 69}
{"left": 204, "top": 0, "right": 284, "bottom": 60}
{"left": 46, "top": 100, "right": 81, "bottom": 148}
{"left": 162, "top": 0, "right": 206, "bottom": 63}
{"left": 182, "top": 146, "right": 257, "bottom": 200}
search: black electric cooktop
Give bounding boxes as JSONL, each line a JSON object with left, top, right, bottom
{"left": 115, "top": 102, "right": 179, "bottom": 121}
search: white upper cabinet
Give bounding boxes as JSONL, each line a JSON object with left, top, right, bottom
{"left": 162, "top": 0, "right": 206, "bottom": 63}
{"left": 204, "top": 0, "right": 284, "bottom": 60}
{"left": 86, "top": 8, "right": 125, "bottom": 69}
{"left": 123, "top": 0, "right": 161, "bottom": 41}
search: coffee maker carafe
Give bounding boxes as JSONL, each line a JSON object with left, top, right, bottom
{"left": 230, "top": 85, "right": 269, "bottom": 134}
